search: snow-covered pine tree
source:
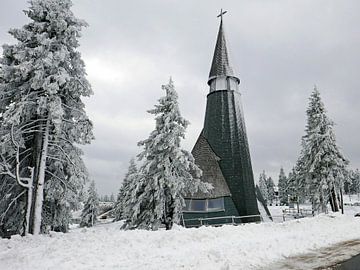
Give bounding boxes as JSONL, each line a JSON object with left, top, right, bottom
{"left": 114, "top": 158, "right": 138, "bottom": 221}
{"left": 80, "top": 181, "right": 99, "bottom": 227}
{"left": 258, "top": 171, "right": 268, "bottom": 205}
{"left": 286, "top": 167, "right": 303, "bottom": 212}
{"left": 353, "top": 169, "right": 360, "bottom": 200}
{"left": 278, "top": 167, "right": 288, "bottom": 205}
{"left": 41, "top": 144, "right": 88, "bottom": 233}
{"left": 266, "top": 177, "right": 275, "bottom": 205}
{"left": 0, "top": 0, "right": 93, "bottom": 235}
{"left": 287, "top": 138, "right": 308, "bottom": 206}
{"left": 300, "top": 86, "right": 348, "bottom": 213}
{"left": 123, "top": 78, "right": 211, "bottom": 231}
{"left": 348, "top": 169, "right": 360, "bottom": 199}
{"left": 0, "top": 54, "right": 27, "bottom": 237}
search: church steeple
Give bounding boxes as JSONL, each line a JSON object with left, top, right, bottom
{"left": 208, "top": 10, "right": 240, "bottom": 91}
{"left": 183, "top": 10, "right": 262, "bottom": 224}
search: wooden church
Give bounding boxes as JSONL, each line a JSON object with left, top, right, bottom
{"left": 182, "top": 11, "right": 271, "bottom": 227}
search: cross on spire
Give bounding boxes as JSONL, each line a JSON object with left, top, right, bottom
{"left": 217, "top": 9, "right": 227, "bottom": 21}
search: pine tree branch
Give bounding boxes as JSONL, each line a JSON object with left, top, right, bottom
{"left": 48, "top": 143, "right": 84, "bottom": 174}
{"left": 17, "top": 118, "right": 47, "bottom": 132}
{"left": 0, "top": 190, "right": 26, "bottom": 225}
{"left": 47, "top": 155, "right": 67, "bottom": 163}
{"left": 61, "top": 102, "right": 84, "bottom": 114}
{"left": 45, "top": 170, "right": 68, "bottom": 195}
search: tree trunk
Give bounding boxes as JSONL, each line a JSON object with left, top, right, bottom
{"left": 28, "top": 129, "right": 44, "bottom": 234}
{"left": 320, "top": 196, "right": 327, "bottom": 213}
{"left": 330, "top": 188, "right": 339, "bottom": 212}
{"left": 24, "top": 168, "right": 34, "bottom": 236}
{"left": 329, "top": 193, "right": 335, "bottom": 212}
{"left": 32, "top": 120, "right": 50, "bottom": 235}
{"left": 340, "top": 188, "right": 344, "bottom": 214}
{"left": 296, "top": 196, "right": 300, "bottom": 214}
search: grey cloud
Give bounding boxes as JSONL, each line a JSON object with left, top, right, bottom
{"left": 1, "top": 0, "right": 359, "bottom": 193}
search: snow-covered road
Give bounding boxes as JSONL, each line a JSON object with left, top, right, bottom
{"left": 263, "top": 239, "right": 360, "bottom": 270}
{"left": 0, "top": 214, "right": 359, "bottom": 270}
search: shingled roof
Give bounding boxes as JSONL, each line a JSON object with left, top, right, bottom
{"left": 187, "top": 133, "right": 231, "bottom": 199}
{"left": 208, "top": 19, "right": 239, "bottom": 85}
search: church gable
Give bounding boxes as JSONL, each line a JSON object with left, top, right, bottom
{"left": 188, "top": 133, "right": 231, "bottom": 199}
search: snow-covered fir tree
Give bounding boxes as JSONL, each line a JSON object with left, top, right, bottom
{"left": 286, "top": 168, "right": 301, "bottom": 211}
{"left": 266, "top": 177, "right": 275, "bottom": 205}
{"left": 278, "top": 167, "right": 288, "bottom": 205}
{"left": 114, "top": 158, "right": 138, "bottom": 221}
{"left": 287, "top": 139, "right": 308, "bottom": 205}
{"left": 80, "top": 181, "right": 99, "bottom": 227}
{"left": 122, "top": 78, "right": 211, "bottom": 231}
{"left": 296, "top": 86, "right": 348, "bottom": 213}
{"left": 0, "top": 0, "right": 93, "bottom": 236}
{"left": 258, "top": 171, "right": 269, "bottom": 205}
{"left": 352, "top": 169, "right": 360, "bottom": 199}
{"left": 347, "top": 169, "right": 360, "bottom": 199}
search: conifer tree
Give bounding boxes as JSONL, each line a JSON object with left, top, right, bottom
{"left": 266, "top": 177, "right": 275, "bottom": 205}
{"left": 123, "top": 79, "right": 211, "bottom": 230}
{"left": 348, "top": 169, "right": 360, "bottom": 199}
{"left": 287, "top": 139, "right": 308, "bottom": 206}
{"left": 114, "top": 158, "right": 138, "bottom": 221}
{"left": 80, "top": 181, "right": 99, "bottom": 227}
{"left": 258, "top": 171, "right": 268, "bottom": 205}
{"left": 295, "top": 87, "right": 348, "bottom": 213}
{"left": 278, "top": 167, "right": 288, "bottom": 205}
{"left": 354, "top": 169, "right": 360, "bottom": 200}
{"left": 0, "top": 0, "right": 93, "bottom": 235}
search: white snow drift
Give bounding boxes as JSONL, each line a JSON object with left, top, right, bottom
{"left": 1, "top": 214, "right": 360, "bottom": 270}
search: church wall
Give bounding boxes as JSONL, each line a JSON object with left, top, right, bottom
{"left": 203, "top": 89, "right": 260, "bottom": 222}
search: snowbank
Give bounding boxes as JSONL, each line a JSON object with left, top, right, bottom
{"left": 1, "top": 214, "right": 359, "bottom": 270}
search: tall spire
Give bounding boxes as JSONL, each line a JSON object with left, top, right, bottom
{"left": 208, "top": 10, "right": 239, "bottom": 86}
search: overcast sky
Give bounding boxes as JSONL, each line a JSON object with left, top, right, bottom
{"left": 1, "top": 0, "right": 359, "bottom": 195}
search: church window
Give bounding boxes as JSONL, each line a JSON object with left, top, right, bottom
{"left": 184, "top": 199, "right": 191, "bottom": 211}
{"left": 183, "top": 198, "right": 225, "bottom": 212}
{"left": 207, "top": 198, "right": 225, "bottom": 211}
{"left": 190, "top": 200, "right": 207, "bottom": 211}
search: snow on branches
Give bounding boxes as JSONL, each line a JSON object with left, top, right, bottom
{"left": 122, "top": 78, "right": 211, "bottom": 231}
{"left": 0, "top": 0, "right": 93, "bottom": 236}
{"left": 291, "top": 86, "right": 348, "bottom": 213}
{"left": 80, "top": 181, "right": 99, "bottom": 228}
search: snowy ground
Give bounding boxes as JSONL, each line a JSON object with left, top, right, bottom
{"left": 268, "top": 197, "right": 360, "bottom": 223}
{"left": 1, "top": 213, "right": 360, "bottom": 270}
